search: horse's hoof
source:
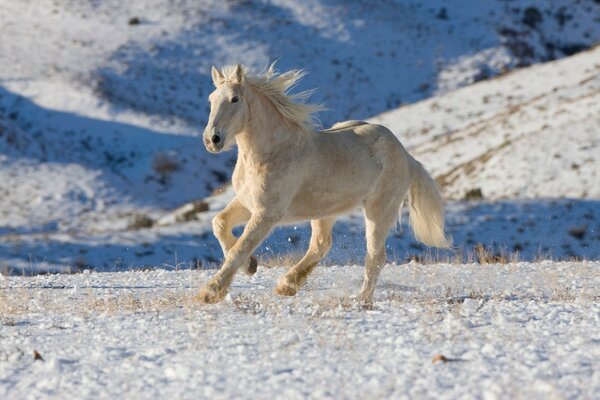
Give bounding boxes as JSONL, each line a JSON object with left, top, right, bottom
{"left": 358, "top": 292, "right": 374, "bottom": 309}
{"left": 275, "top": 279, "right": 298, "bottom": 296}
{"left": 196, "top": 281, "right": 226, "bottom": 304}
{"left": 245, "top": 256, "right": 258, "bottom": 276}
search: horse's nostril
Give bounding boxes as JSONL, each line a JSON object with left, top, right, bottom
{"left": 211, "top": 134, "right": 221, "bottom": 144}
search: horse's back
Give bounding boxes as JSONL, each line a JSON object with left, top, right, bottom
{"left": 318, "top": 120, "right": 411, "bottom": 187}
{"left": 321, "top": 120, "right": 369, "bottom": 132}
{"left": 320, "top": 120, "right": 405, "bottom": 156}
{"left": 310, "top": 120, "right": 408, "bottom": 187}
{"left": 285, "top": 121, "right": 409, "bottom": 220}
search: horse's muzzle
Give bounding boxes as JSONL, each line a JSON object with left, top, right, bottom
{"left": 203, "top": 129, "right": 224, "bottom": 153}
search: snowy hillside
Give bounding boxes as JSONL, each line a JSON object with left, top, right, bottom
{"left": 4, "top": 0, "right": 599, "bottom": 127}
{"left": 1, "top": 262, "right": 599, "bottom": 398}
{"left": 372, "top": 45, "right": 600, "bottom": 200}
{"left": 0, "top": 1, "right": 599, "bottom": 272}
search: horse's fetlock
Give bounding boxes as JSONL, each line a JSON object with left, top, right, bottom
{"left": 275, "top": 277, "right": 298, "bottom": 296}
{"left": 196, "top": 279, "right": 227, "bottom": 304}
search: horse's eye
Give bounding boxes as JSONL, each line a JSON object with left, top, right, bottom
{"left": 231, "top": 96, "right": 239, "bottom": 103}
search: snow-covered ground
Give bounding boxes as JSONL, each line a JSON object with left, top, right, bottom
{"left": 1, "top": 1, "right": 599, "bottom": 272}
{"left": 2, "top": 193, "right": 598, "bottom": 275}
{"left": 1, "top": 262, "right": 598, "bottom": 399}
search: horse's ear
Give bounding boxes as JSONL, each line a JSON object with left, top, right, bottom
{"left": 211, "top": 66, "right": 224, "bottom": 86}
{"left": 232, "top": 64, "right": 243, "bottom": 84}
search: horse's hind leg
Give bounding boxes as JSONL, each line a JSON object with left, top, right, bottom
{"left": 276, "top": 217, "right": 336, "bottom": 296}
{"left": 359, "top": 190, "right": 404, "bottom": 304}
{"left": 212, "top": 197, "right": 257, "bottom": 275}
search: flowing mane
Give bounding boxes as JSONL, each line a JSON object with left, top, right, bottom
{"left": 220, "top": 64, "right": 323, "bottom": 133}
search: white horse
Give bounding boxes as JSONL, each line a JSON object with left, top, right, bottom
{"left": 198, "top": 64, "right": 451, "bottom": 304}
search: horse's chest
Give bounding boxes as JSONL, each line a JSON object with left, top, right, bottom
{"left": 232, "top": 164, "right": 265, "bottom": 211}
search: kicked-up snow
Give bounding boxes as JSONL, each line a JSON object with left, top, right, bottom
{"left": 1, "top": 261, "right": 598, "bottom": 399}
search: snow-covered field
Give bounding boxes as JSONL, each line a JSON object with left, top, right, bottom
{"left": 1, "top": 262, "right": 598, "bottom": 399}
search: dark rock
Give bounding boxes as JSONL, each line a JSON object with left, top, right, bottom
{"left": 523, "top": 7, "right": 543, "bottom": 29}
{"left": 464, "top": 188, "right": 484, "bottom": 201}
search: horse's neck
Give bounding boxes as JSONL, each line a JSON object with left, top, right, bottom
{"left": 236, "top": 90, "right": 305, "bottom": 164}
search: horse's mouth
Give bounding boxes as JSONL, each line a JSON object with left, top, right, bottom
{"left": 204, "top": 138, "right": 224, "bottom": 153}
{"left": 205, "top": 144, "right": 224, "bottom": 153}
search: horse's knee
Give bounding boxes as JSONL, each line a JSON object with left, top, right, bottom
{"left": 212, "top": 213, "right": 227, "bottom": 239}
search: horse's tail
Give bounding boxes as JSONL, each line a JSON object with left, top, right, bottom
{"left": 406, "top": 156, "right": 452, "bottom": 249}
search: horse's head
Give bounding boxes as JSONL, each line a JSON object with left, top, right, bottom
{"left": 203, "top": 64, "right": 247, "bottom": 153}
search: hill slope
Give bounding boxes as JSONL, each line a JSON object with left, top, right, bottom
{"left": 3, "top": 0, "right": 599, "bottom": 127}
{"left": 372, "top": 46, "right": 600, "bottom": 200}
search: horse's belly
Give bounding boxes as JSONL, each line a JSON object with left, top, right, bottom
{"left": 285, "top": 156, "right": 382, "bottom": 220}
{"left": 285, "top": 182, "right": 371, "bottom": 221}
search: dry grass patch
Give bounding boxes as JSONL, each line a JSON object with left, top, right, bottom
{"left": 257, "top": 252, "right": 305, "bottom": 269}
{"left": 0, "top": 287, "right": 198, "bottom": 318}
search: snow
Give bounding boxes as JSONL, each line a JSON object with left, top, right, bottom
{"left": 371, "top": 46, "right": 600, "bottom": 200}
{"left": 5, "top": 0, "right": 598, "bottom": 126}
{"left": 1, "top": 262, "right": 598, "bottom": 399}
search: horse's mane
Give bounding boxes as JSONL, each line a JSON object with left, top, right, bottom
{"left": 220, "top": 63, "right": 323, "bottom": 133}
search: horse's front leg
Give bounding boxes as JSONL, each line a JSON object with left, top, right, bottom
{"left": 198, "top": 211, "right": 280, "bottom": 303}
{"left": 212, "top": 197, "right": 257, "bottom": 275}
